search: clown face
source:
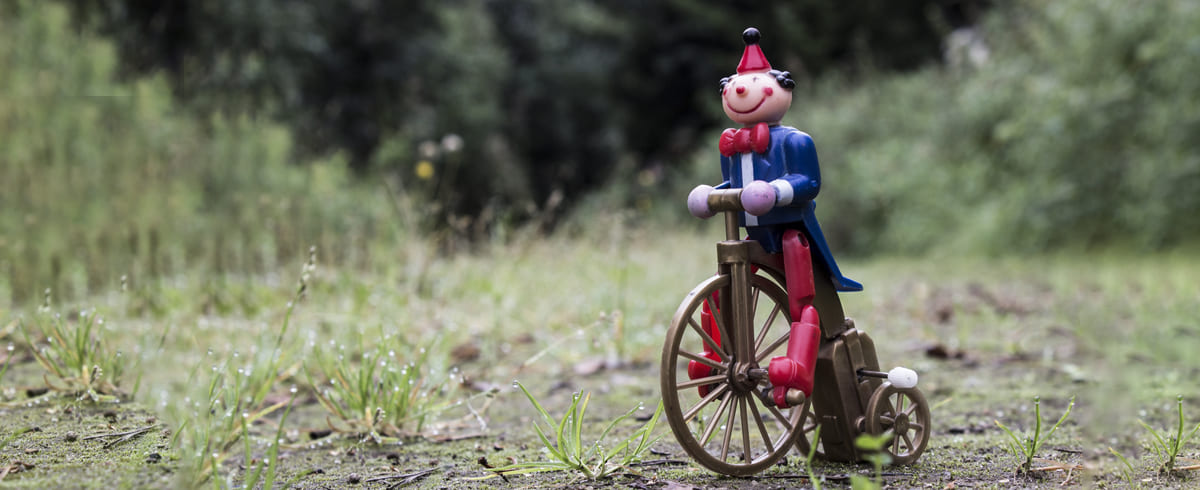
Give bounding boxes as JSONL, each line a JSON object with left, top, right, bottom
{"left": 721, "top": 70, "right": 792, "bottom": 127}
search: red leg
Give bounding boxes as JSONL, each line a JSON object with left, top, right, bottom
{"left": 768, "top": 230, "right": 821, "bottom": 407}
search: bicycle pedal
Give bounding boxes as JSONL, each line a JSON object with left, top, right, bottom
{"left": 755, "top": 387, "right": 775, "bottom": 406}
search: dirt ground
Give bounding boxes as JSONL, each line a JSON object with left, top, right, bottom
{"left": 3, "top": 255, "right": 1200, "bottom": 489}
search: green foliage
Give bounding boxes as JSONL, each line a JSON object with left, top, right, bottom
{"left": 0, "top": 2, "right": 401, "bottom": 306}
{"left": 1139, "top": 395, "right": 1200, "bottom": 474}
{"left": 793, "top": 0, "right": 1200, "bottom": 254}
{"left": 169, "top": 253, "right": 308, "bottom": 487}
{"left": 20, "top": 295, "right": 133, "bottom": 402}
{"left": 1109, "top": 446, "right": 1137, "bottom": 487}
{"left": 240, "top": 394, "right": 295, "bottom": 490}
{"left": 480, "top": 382, "right": 663, "bottom": 481}
{"left": 803, "top": 424, "right": 824, "bottom": 490}
{"left": 56, "top": 0, "right": 955, "bottom": 227}
{"left": 172, "top": 355, "right": 292, "bottom": 487}
{"left": 306, "top": 339, "right": 446, "bottom": 442}
{"left": 851, "top": 432, "right": 893, "bottom": 490}
{"left": 994, "top": 396, "right": 1075, "bottom": 473}
{"left": 0, "top": 344, "right": 12, "bottom": 392}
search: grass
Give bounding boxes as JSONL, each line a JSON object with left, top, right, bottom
{"left": 307, "top": 339, "right": 446, "bottom": 442}
{"left": 478, "top": 382, "right": 663, "bottom": 481}
{"left": 2, "top": 230, "right": 1200, "bottom": 488}
{"left": 1139, "top": 395, "right": 1200, "bottom": 474}
{"left": 851, "top": 432, "right": 893, "bottom": 489}
{"left": 995, "top": 395, "right": 1076, "bottom": 473}
{"left": 4, "top": 3, "right": 1200, "bottom": 488}
{"left": 19, "top": 296, "right": 134, "bottom": 403}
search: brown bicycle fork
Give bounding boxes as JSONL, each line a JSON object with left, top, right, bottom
{"left": 714, "top": 233, "right": 888, "bottom": 463}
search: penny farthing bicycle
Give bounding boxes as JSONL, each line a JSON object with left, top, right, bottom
{"left": 660, "top": 189, "right": 931, "bottom": 476}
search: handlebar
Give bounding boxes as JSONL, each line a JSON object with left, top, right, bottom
{"left": 707, "top": 189, "right": 744, "bottom": 213}
{"left": 705, "top": 188, "right": 745, "bottom": 241}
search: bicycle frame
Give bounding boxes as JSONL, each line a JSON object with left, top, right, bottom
{"left": 706, "top": 189, "right": 882, "bottom": 462}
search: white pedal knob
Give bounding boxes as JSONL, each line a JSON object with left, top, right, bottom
{"left": 888, "top": 367, "right": 918, "bottom": 389}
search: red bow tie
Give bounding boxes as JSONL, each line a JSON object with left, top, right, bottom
{"left": 719, "top": 123, "right": 770, "bottom": 156}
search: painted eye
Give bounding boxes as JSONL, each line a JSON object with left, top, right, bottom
{"left": 763, "top": 87, "right": 774, "bottom": 96}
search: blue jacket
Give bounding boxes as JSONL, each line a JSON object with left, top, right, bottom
{"left": 717, "top": 125, "right": 862, "bottom": 292}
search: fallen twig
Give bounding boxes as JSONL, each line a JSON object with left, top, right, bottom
{"left": 81, "top": 424, "right": 157, "bottom": 449}
{"left": 629, "top": 459, "right": 691, "bottom": 467}
{"left": 1030, "top": 457, "right": 1083, "bottom": 473}
{"left": 364, "top": 467, "right": 438, "bottom": 489}
{"left": 0, "top": 461, "right": 35, "bottom": 482}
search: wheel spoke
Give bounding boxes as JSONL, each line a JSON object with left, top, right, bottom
{"left": 755, "top": 332, "right": 790, "bottom": 363}
{"left": 699, "top": 392, "right": 734, "bottom": 446}
{"left": 678, "top": 349, "right": 725, "bottom": 371}
{"left": 750, "top": 287, "right": 760, "bottom": 323}
{"left": 753, "top": 303, "right": 782, "bottom": 354}
{"left": 880, "top": 415, "right": 895, "bottom": 426}
{"left": 747, "top": 396, "right": 774, "bottom": 449}
{"left": 904, "top": 400, "right": 919, "bottom": 417}
{"left": 683, "top": 383, "right": 729, "bottom": 423}
{"left": 801, "top": 406, "right": 817, "bottom": 432}
{"left": 902, "top": 433, "right": 915, "bottom": 452}
{"left": 909, "top": 422, "right": 925, "bottom": 432}
{"left": 895, "top": 394, "right": 906, "bottom": 416}
{"left": 707, "top": 293, "right": 734, "bottom": 360}
{"left": 687, "top": 318, "right": 728, "bottom": 362}
{"left": 764, "top": 403, "right": 794, "bottom": 432}
{"left": 675, "top": 374, "right": 726, "bottom": 391}
{"left": 739, "top": 396, "right": 752, "bottom": 463}
{"left": 720, "top": 395, "right": 738, "bottom": 461}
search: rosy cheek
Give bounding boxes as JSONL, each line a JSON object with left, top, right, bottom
{"left": 763, "top": 87, "right": 774, "bottom": 97}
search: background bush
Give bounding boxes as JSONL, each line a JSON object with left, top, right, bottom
{"left": 0, "top": 2, "right": 401, "bottom": 304}
{"left": 58, "top": 0, "right": 970, "bottom": 223}
{"left": 786, "top": 0, "right": 1200, "bottom": 255}
{"left": 3, "top": 0, "right": 1199, "bottom": 306}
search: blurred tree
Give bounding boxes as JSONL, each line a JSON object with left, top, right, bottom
{"left": 59, "top": 0, "right": 976, "bottom": 226}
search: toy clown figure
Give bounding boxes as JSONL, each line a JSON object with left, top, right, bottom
{"left": 687, "top": 28, "right": 862, "bottom": 408}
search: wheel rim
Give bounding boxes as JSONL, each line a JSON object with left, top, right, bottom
{"left": 661, "top": 274, "right": 802, "bottom": 475}
{"left": 865, "top": 383, "right": 931, "bottom": 464}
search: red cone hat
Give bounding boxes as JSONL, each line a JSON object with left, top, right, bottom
{"left": 736, "top": 28, "right": 772, "bottom": 74}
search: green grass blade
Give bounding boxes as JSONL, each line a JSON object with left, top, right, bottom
{"left": 1139, "top": 420, "right": 1169, "bottom": 455}
{"left": 589, "top": 404, "right": 638, "bottom": 461}
{"left": 514, "top": 382, "right": 559, "bottom": 434}
{"left": 574, "top": 392, "right": 590, "bottom": 463}
{"left": 1044, "top": 396, "right": 1075, "bottom": 440}
{"left": 631, "top": 401, "right": 664, "bottom": 457}
{"left": 556, "top": 392, "right": 580, "bottom": 464}
{"left": 532, "top": 421, "right": 567, "bottom": 462}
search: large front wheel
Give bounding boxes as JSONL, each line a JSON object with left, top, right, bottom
{"left": 661, "top": 274, "right": 803, "bottom": 475}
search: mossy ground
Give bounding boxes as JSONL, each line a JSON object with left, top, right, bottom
{"left": 2, "top": 228, "right": 1200, "bottom": 489}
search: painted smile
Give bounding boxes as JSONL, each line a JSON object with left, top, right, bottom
{"left": 726, "top": 97, "right": 766, "bottom": 115}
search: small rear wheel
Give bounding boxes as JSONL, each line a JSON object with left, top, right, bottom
{"left": 865, "top": 382, "right": 930, "bottom": 464}
{"left": 661, "top": 274, "right": 802, "bottom": 475}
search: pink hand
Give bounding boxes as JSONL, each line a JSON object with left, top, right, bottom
{"left": 741, "top": 180, "right": 776, "bottom": 216}
{"left": 687, "top": 185, "right": 716, "bottom": 219}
